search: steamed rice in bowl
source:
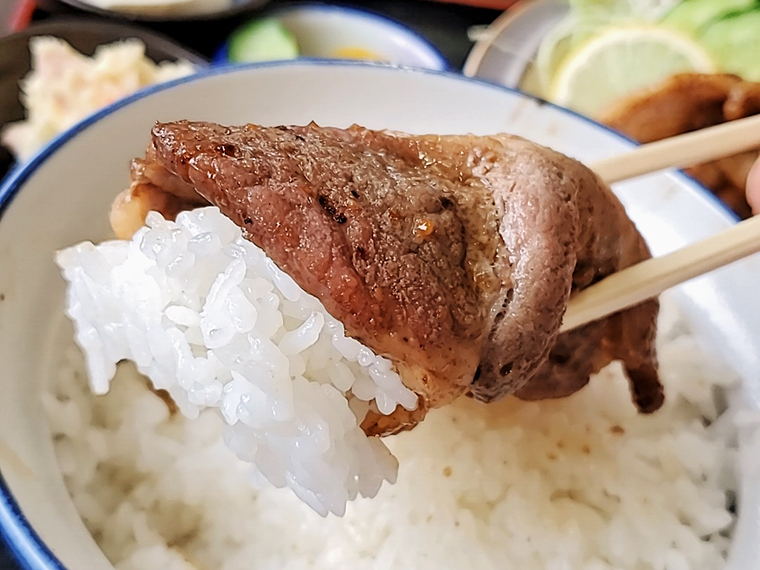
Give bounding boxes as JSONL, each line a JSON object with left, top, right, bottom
{"left": 46, "top": 287, "right": 744, "bottom": 569}
{"left": 1, "top": 62, "right": 759, "bottom": 570}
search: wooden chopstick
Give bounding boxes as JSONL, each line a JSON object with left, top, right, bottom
{"left": 591, "top": 114, "right": 760, "bottom": 184}
{"left": 561, "top": 215, "right": 760, "bottom": 332}
{"left": 561, "top": 115, "right": 760, "bottom": 332}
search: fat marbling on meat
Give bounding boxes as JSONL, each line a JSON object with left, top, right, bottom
{"left": 116, "top": 120, "right": 664, "bottom": 435}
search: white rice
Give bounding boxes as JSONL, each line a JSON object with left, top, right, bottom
{"left": 45, "top": 293, "right": 743, "bottom": 569}
{"left": 52, "top": 207, "right": 747, "bottom": 568}
{"left": 56, "top": 207, "right": 417, "bottom": 517}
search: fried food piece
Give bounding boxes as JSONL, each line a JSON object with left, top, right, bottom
{"left": 603, "top": 73, "right": 760, "bottom": 218}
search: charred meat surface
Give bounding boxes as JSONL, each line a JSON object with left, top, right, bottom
{"left": 116, "top": 120, "right": 663, "bottom": 434}
{"left": 603, "top": 73, "right": 760, "bottom": 218}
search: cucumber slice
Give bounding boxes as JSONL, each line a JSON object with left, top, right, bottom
{"left": 700, "top": 9, "right": 760, "bottom": 81}
{"left": 228, "top": 19, "right": 300, "bottom": 63}
{"left": 662, "top": 0, "right": 757, "bottom": 33}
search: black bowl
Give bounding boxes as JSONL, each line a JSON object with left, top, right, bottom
{"left": 0, "top": 18, "right": 208, "bottom": 179}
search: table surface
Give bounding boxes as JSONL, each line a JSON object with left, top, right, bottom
{"left": 0, "top": 1, "right": 502, "bottom": 567}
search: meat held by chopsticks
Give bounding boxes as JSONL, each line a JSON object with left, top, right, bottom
{"left": 112, "top": 120, "right": 664, "bottom": 434}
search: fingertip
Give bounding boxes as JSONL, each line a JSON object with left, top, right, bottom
{"left": 748, "top": 157, "right": 760, "bottom": 215}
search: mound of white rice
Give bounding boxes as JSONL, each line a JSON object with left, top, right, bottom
{"left": 46, "top": 292, "right": 742, "bottom": 569}
{"left": 56, "top": 207, "right": 418, "bottom": 516}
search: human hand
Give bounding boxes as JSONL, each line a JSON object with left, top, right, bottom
{"left": 748, "top": 156, "right": 760, "bottom": 215}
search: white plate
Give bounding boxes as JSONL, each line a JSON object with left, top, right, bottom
{"left": 0, "top": 62, "right": 758, "bottom": 569}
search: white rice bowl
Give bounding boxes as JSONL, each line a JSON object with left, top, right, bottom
{"left": 50, "top": 175, "right": 754, "bottom": 569}
{"left": 1, "top": 63, "right": 760, "bottom": 570}
{"left": 47, "top": 275, "right": 746, "bottom": 568}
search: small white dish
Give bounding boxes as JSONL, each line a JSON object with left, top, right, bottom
{"left": 216, "top": 4, "right": 449, "bottom": 70}
{"left": 0, "top": 61, "right": 758, "bottom": 569}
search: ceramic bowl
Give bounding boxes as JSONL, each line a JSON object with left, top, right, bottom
{"left": 0, "top": 62, "right": 758, "bottom": 569}
{"left": 214, "top": 4, "right": 449, "bottom": 70}
{"left": 0, "top": 18, "right": 207, "bottom": 180}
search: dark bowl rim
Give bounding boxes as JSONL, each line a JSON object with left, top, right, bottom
{"left": 54, "top": 0, "right": 270, "bottom": 22}
{"left": 0, "top": 58, "right": 739, "bottom": 570}
{"left": 211, "top": 2, "right": 451, "bottom": 71}
{"left": 0, "top": 16, "right": 209, "bottom": 64}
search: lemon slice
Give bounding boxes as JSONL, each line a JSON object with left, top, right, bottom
{"left": 550, "top": 25, "right": 716, "bottom": 117}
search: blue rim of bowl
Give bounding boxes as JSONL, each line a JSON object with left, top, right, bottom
{"left": 0, "top": 58, "right": 739, "bottom": 569}
{"left": 210, "top": 2, "right": 451, "bottom": 71}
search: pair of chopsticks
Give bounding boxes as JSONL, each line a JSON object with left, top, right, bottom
{"left": 562, "top": 113, "right": 760, "bottom": 332}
